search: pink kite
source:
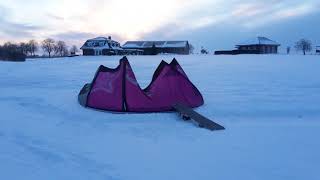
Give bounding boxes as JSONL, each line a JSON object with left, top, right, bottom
{"left": 78, "top": 56, "right": 204, "bottom": 112}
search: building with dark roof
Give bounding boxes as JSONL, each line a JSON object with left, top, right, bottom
{"left": 236, "top": 36, "right": 280, "bottom": 54}
{"left": 215, "top": 36, "right": 281, "bottom": 55}
{"left": 122, "top": 41, "right": 190, "bottom": 55}
{"left": 80, "top": 36, "right": 123, "bottom": 56}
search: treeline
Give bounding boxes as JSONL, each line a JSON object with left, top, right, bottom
{"left": 0, "top": 41, "right": 31, "bottom": 61}
{"left": 41, "top": 38, "right": 79, "bottom": 58}
{"left": 0, "top": 38, "right": 79, "bottom": 61}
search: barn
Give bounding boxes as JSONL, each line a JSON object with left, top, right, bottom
{"left": 80, "top": 36, "right": 123, "bottom": 56}
{"left": 236, "top": 37, "right": 280, "bottom": 54}
{"left": 122, "top": 41, "right": 190, "bottom": 55}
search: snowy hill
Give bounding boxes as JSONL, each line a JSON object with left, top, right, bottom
{"left": 1, "top": 55, "right": 320, "bottom": 180}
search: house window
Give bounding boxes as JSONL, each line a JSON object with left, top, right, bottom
{"left": 95, "top": 49, "right": 102, "bottom": 56}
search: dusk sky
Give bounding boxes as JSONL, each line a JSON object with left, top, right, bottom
{"left": 0, "top": 0, "right": 319, "bottom": 52}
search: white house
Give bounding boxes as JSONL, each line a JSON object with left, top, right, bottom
{"left": 81, "top": 36, "right": 123, "bottom": 56}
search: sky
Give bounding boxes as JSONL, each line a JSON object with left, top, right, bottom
{"left": 0, "top": 0, "right": 319, "bottom": 52}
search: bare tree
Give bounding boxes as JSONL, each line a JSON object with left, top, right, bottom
{"left": 54, "top": 40, "right": 68, "bottom": 57}
{"left": 286, "top": 46, "right": 291, "bottom": 54}
{"left": 19, "top": 42, "right": 29, "bottom": 55}
{"left": 295, "top": 39, "right": 312, "bottom": 55}
{"left": 28, "top": 40, "right": 38, "bottom": 56}
{"left": 0, "top": 42, "right": 26, "bottom": 61}
{"left": 0, "top": 44, "right": 2, "bottom": 57}
{"left": 151, "top": 43, "right": 157, "bottom": 55}
{"left": 42, "top": 38, "right": 55, "bottom": 58}
{"left": 63, "top": 48, "right": 69, "bottom": 57}
{"left": 70, "top": 45, "right": 79, "bottom": 55}
{"left": 200, "top": 46, "right": 209, "bottom": 54}
{"left": 189, "top": 44, "right": 194, "bottom": 54}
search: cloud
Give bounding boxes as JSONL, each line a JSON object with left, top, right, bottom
{"left": 52, "top": 31, "right": 95, "bottom": 40}
{"left": 52, "top": 31, "right": 126, "bottom": 43}
{"left": 142, "top": 1, "right": 319, "bottom": 39}
{"left": 0, "top": 0, "right": 319, "bottom": 50}
{"left": 51, "top": 31, "right": 126, "bottom": 47}
{"left": 140, "top": 0, "right": 320, "bottom": 51}
{"left": 46, "top": 13, "right": 65, "bottom": 21}
{"left": 242, "top": 2, "right": 318, "bottom": 28}
{"left": 0, "top": 5, "right": 43, "bottom": 40}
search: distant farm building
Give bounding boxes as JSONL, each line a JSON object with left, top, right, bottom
{"left": 236, "top": 37, "right": 280, "bottom": 54}
{"left": 122, "top": 41, "right": 190, "bottom": 55}
{"left": 81, "top": 36, "right": 123, "bottom": 56}
{"left": 215, "top": 36, "right": 281, "bottom": 55}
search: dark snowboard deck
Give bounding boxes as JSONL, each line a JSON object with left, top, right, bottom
{"left": 172, "top": 103, "right": 225, "bottom": 131}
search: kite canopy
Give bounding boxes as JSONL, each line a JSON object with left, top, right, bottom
{"left": 78, "top": 56, "right": 204, "bottom": 112}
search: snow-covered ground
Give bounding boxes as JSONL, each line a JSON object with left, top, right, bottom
{"left": 1, "top": 55, "right": 320, "bottom": 180}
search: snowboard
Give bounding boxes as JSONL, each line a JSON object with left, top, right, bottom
{"left": 172, "top": 103, "right": 225, "bottom": 131}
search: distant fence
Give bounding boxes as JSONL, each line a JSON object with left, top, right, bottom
{"left": 214, "top": 50, "right": 260, "bottom": 55}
